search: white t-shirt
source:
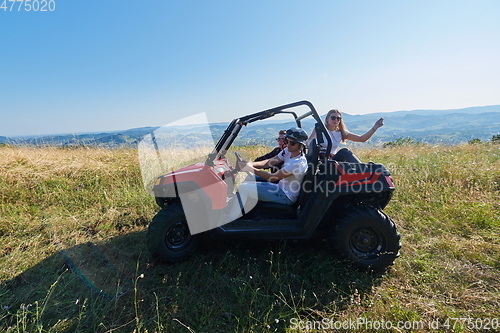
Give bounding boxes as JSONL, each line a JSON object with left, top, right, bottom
{"left": 276, "top": 148, "right": 309, "bottom": 202}
{"left": 319, "top": 130, "right": 348, "bottom": 154}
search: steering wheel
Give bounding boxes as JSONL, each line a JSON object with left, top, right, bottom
{"left": 234, "top": 151, "right": 244, "bottom": 168}
{"left": 223, "top": 152, "right": 248, "bottom": 178}
{"left": 235, "top": 151, "right": 252, "bottom": 176}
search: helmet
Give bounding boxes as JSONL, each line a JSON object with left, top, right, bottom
{"left": 285, "top": 127, "right": 308, "bottom": 144}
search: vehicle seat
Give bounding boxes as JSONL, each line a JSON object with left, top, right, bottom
{"left": 306, "top": 138, "right": 320, "bottom": 163}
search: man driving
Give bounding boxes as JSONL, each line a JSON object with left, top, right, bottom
{"left": 225, "top": 127, "right": 309, "bottom": 220}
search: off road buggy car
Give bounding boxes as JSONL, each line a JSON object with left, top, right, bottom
{"left": 144, "top": 101, "right": 400, "bottom": 271}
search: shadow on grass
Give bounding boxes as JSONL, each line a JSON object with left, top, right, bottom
{"left": 1, "top": 229, "right": 385, "bottom": 332}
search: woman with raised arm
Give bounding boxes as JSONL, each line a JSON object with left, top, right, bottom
{"left": 308, "top": 109, "right": 384, "bottom": 162}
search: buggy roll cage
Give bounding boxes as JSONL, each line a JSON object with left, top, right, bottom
{"left": 205, "top": 100, "right": 332, "bottom": 166}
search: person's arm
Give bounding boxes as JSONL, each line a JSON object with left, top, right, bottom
{"left": 247, "top": 154, "right": 283, "bottom": 170}
{"left": 239, "top": 160, "right": 292, "bottom": 182}
{"left": 253, "top": 147, "right": 280, "bottom": 162}
{"left": 345, "top": 118, "right": 384, "bottom": 142}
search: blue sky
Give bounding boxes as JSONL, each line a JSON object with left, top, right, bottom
{"left": 1, "top": 0, "right": 499, "bottom": 137}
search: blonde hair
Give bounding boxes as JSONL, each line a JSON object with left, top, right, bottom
{"left": 325, "top": 109, "right": 348, "bottom": 143}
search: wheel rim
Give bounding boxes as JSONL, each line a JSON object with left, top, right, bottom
{"left": 165, "top": 221, "right": 191, "bottom": 251}
{"left": 350, "top": 226, "right": 384, "bottom": 259}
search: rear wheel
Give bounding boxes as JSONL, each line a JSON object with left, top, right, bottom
{"left": 329, "top": 206, "right": 400, "bottom": 272}
{"left": 147, "top": 203, "right": 202, "bottom": 262}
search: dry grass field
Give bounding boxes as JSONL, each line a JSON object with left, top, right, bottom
{"left": 1, "top": 144, "right": 499, "bottom": 332}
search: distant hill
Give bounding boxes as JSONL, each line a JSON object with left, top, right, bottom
{"left": 2, "top": 105, "right": 500, "bottom": 147}
{"left": 5, "top": 127, "right": 160, "bottom": 148}
{"left": 210, "top": 105, "right": 500, "bottom": 146}
{"left": 340, "top": 105, "right": 500, "bottom": 145}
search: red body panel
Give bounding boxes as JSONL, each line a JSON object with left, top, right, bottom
{"left": 159, "top": 161, "right": 229, "bottom": 209}
{"left": 336, "top": 172, "right": 382, "bottom": 187}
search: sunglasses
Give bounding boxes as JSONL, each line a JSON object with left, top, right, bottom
{"left": 276, "top": 137, "right": 287, "bottom": 141}
{"left": 287, "top": 141, "right": 298, "bottom": 146}
{"left": 329, "top": 116, "right": 342, "bottom": 121}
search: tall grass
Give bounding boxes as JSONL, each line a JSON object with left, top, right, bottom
{"left": 0, "top": 144, "right": 499, "bottom": 332}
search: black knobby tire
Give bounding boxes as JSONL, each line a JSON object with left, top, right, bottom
{"left": 147, "top": 203, "right": 202, "bottom": 263}
{"left": 329, "top": 206, "right": 401, "bottom": 272}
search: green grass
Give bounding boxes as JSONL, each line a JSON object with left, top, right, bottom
{"left": 1, "top": 144, "right": 499, "bottom": 332}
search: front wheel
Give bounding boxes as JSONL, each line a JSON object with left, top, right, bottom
{"left": 147, "top": 203, "right": 202, "bottom": 262}
{"left": 329, "top": 206, "right": 401, "bottom": 272}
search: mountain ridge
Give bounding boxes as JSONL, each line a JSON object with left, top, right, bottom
{"left": 1, "top": 105, "right": 499, "bottom": 147}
